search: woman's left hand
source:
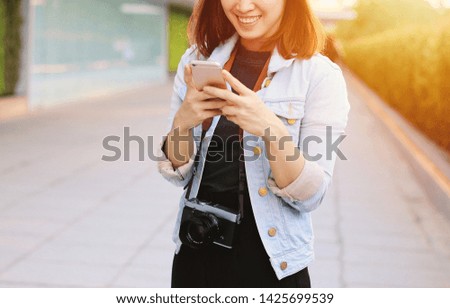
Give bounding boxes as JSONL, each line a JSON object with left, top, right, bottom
{"left": 203, "top": 70, "right": 282, "bottom": 137}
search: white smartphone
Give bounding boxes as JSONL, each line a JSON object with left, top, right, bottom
{"left": 190, "top": 60, "right": 227, "bottom": 91}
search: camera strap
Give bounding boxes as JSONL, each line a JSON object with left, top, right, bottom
{"left": 185, "top": 43, "right": 272, "bottom": 221}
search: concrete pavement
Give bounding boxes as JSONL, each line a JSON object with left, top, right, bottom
{"left": 310, "top": 69, "right": 450, "bottom": 287}
{"left": 0, "top": 71, "right": 449, "bottom": 287}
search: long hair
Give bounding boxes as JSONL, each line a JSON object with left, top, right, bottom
{"left": 188, "top": 0, "right": 326, "bottom": 60}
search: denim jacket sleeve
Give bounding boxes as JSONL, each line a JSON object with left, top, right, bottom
{"left": 267, "top": 63, "right": 350, "bottom": 212}
{"left": 156, "top": 46, "right": 197, "bottom": 188}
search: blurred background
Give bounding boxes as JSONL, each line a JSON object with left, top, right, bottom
{"left": 0, "top": 0, "right": 449, "bottom": 287}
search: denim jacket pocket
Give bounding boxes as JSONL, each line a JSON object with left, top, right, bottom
{"left": 264, "top": 99, "right": 305, "bottom": 145}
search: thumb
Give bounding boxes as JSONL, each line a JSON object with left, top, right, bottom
{"left": 184, "top": 64, "right": 195, "bottom": 88}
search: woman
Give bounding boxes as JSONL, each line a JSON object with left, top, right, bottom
{"left": 158, "top": 0, "right": 350, "bottom": 288}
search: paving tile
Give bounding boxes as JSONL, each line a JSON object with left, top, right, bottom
{"left": 49, "top": 223, "right": 152, "bottom": 248}
{"left": 314, "top": 229, "right": 339, "bottom": 244}
{"left": 343, "top": 262, "right": 449, "bottom": 288}
{"left": 0, "top": 234, "right": 45, "bottom": 271}
{"left": 341, "top": 229, "right": 431, "bottom": 252}
{"left": 146, "top": 232, "right": 177, "bottom": 250}
{"left": 339, "top": 215, "right": 424, "bottom": 238}
{"left": 0, "top": 259, "right": 120, "bottom": 287}
{"left": 314, "top": 241, "right": 341, "bottom": 261}
{"left": 0, "top": 217, "right": 66, "bottom": 238}
{"left": 0, "top": 280, "right": 56, "bottom": 287}
{"left": 308, "top": 260, "right": 342, "bottom": 288}
{"left": 1, "top": 77, "right": 449, "bottom": 289}
{"left": 26, "top": 242, "right": 137, "bottom": 267}
{"left": 129, "top": 244, "right": 174, "bottom": 270}
{"left": 2, "top": 196, "right": 99, "bottom": 222}
{"left": 110, "top": 266, "right": 171, "bottom": 288}
{"left": 311, "top": 211, "right": 337, "bottom": 230}
{"left": 342, "top": 245, "right": 446, "bottom": 271}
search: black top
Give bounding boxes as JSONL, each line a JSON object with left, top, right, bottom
{"left": 172, "top": 44, "right": 311, "bottom": 288}
{"left": 197, "top": 42, "right": 271, "bottom": 211}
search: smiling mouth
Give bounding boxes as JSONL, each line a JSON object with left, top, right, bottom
{"left": 236, "top": 15, "right": 262, "bottom": 25}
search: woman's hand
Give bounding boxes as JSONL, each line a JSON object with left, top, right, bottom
{"left": 204, "top": 70, "right": 306, "bottom": 191}
{"left": 203, "top": 70, "right": 283, "bottom": 138}
{"left": 173, "top": 65, "right": 227, "bottom": 133}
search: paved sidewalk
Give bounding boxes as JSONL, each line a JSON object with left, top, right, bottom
{"left": 0, "top": 72, "right": 449, "bottom": 287}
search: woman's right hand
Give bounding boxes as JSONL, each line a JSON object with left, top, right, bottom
{"left": 173, "top": 64, "right": 227, "bottom": 133}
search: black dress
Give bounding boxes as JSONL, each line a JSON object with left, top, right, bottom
{"left": 171, "top": 42, "right": 311, "bottom": 288}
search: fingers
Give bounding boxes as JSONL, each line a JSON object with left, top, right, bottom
{"left": 202, "top": 109, "right": 223, "bottom": 119}
{"left": 203, "top": 85, "right": 241, "bottom": 104}
{"left": 197, "top": 91, "right": 218, "bottom": 101}
{"left": 221, "top": 105, "right": 237, "bottom": 117}
{"left": 201, "top": 100, "right": 228, "bottom": 110}
{"left": 222, "top": 70, "right": 252, "bottom": 95}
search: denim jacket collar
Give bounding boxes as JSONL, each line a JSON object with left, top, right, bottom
{"left": 207, "top": 33, "right": 296, "bottom": 76}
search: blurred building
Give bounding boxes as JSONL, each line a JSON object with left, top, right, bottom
{"left": 15, "top": 0, "right": 353, "bottom": 111}
{"left": 17, "top": 0, "right": 192, "bottom": 110}
{"left": 309, "top": 0, "right": 356, "bottom": 28}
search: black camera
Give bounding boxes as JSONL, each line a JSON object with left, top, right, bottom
{"left": 179, "top": 198, "right": 241, "bottom": 249}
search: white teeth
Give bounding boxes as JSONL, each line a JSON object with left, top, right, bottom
{"left": 238, "top": 15, "right": 261, "bottom": 24}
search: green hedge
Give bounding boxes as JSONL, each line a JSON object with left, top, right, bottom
{"left": 335, "top": 0, "right": 449, "bottom": 152}
{"left": 0, "top": 1, "right": 5, "bottom": 94}
{"left": 342, "top": 22, "right": 450, "bottom": 152}
{"left": 336, "top": 0, "right": 438, "bottom": 42}
{"left": 0, "top": 0, "right": 22, "bottom": 96}
{"left": 168, "top": 6, "right": 190, "bottom": 72}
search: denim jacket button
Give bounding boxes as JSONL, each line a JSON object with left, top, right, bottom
{"left": 268, "top": 228, "right": 277, "bottom": 237}
{"left": 253, "top": 146, "right": 262, "bottom": 156}
{"left": 258, "top": 187, "right": 268, "bottom": 196}
{"left": 280, "top": 262, "right": 288, "bottom": 270}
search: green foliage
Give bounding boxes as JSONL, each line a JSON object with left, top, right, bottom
{"left": 336, "top": 0, "right": 438, "bottom": 42}
{"left": 0, "top": 1, "right": 5, "bottom": 94}
{"left": 335, "top": 0, "right": 449, "bottom": 151}
{"left": 0, "top": 0, "right": 22, "bottom": 96}
{"left": 169, "top": 6, "right": 190, "bottom": 72}
{"left": 342, "top": 22, "right": 450, "bottom": 151}
{"left": 3, "top": 0, "right": 22, "bottom": 95}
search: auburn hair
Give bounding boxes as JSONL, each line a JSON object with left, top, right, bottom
{"left": 188, "top": 0, "right": 327, "bottom": 60}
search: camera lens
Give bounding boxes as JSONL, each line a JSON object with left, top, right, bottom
{"left": 182, "top": 211, "right": 220, "bottom": 249}
{"left": 188, "top": 221, "right": 208, "bottom": 243}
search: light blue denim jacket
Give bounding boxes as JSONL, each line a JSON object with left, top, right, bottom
{"left": 157, "top": 33, "right": 350, "bottom": 280}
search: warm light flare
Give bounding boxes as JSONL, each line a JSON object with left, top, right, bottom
{"left": 425, "top": 0, "right": 450, "bottom": 8}
{"left": 310, "top": 0, "right": 450, "bottom": 9}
